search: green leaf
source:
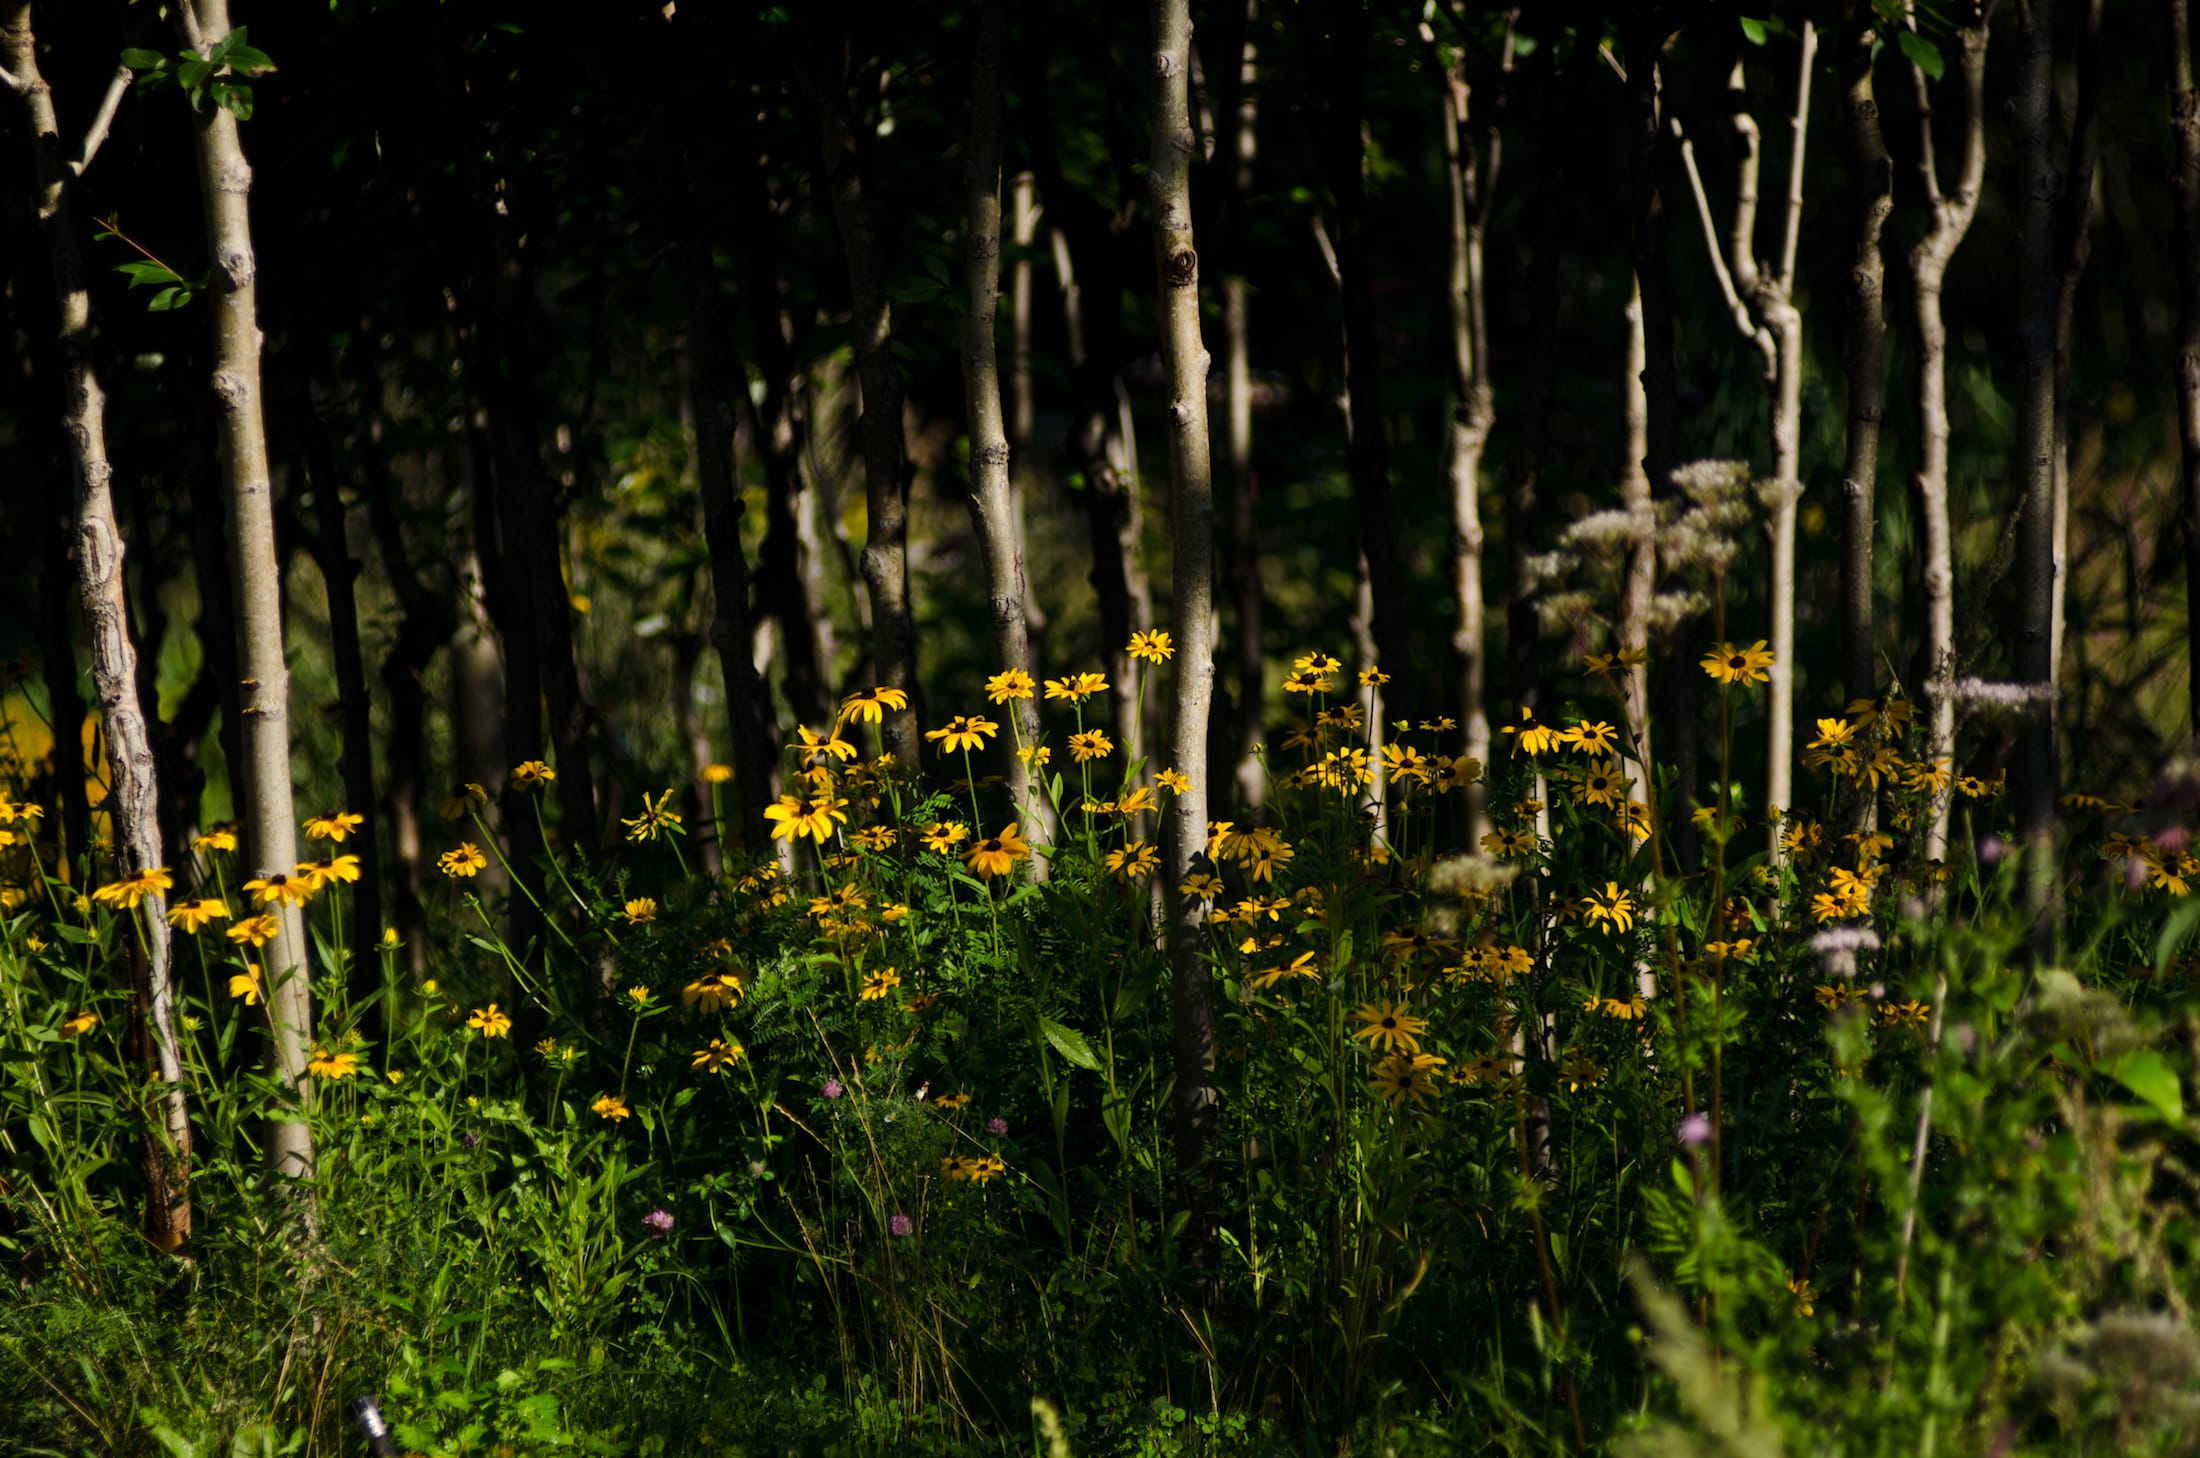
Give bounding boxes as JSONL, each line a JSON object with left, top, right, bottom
{"left": 2154, "top": 896, "right": 2200, "bottom": 977}
{"left": 115, "top": 260, "right": 184, "bottom": 287}
{"left": 120, "top": 48, "right": 168, "bottom": 71}
{"left": 1037, "top": 1015, "right": 1100, "bottom": 1072}
{"left": 1895, "top": 29, "right": 1944, "bottom": 81}
{"left": 1739, "top": 16, "right": 1768, "bottom": 44}
{"left": 2112, "top": 1050, "right": 2183, "bottom": 1123}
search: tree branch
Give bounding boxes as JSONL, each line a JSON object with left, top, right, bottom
{"left": 1777, "top": 20, "right": 1819, "bottom": 291}
{"left": 71, "top": 62, "right": 130, "bottom": 174}
{"left": 1674, "top": 116, "right": 1776, "bottom": 377}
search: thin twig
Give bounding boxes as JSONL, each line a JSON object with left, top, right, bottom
{"left": 71, "top": 63, "right": 131, "bottom": 175}
{"left": 0, "top": 62, "right": 26, "bottom": 95}
{"left": 1777, "top": 21, "right": 1819, "bottom": 290}
{"left": 1673, "top": 117, "right": 1777, "bottom": 377}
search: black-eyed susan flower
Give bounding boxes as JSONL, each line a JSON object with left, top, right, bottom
{"left": 300, "top": 855, "right": 362, "bottom": 892}
{"left": 1105, "top": 841, "right": 1159, "bottom": 879}
{"left": 92, "top": 866, "right": 174, "bottom": 911}
{"left": 191, "top": 826, "right": 240, "bottom": 854}
{"left": 510, "top": 760, "right": 558, "bottom": 791}
{"left": 303, "top": 810, "right": 364, "bottom": 844}
{"left": 1699, "top": 639, "right": 1775, "bottom": 685}
{"left": 622, "top": 788, "right": 684, "bottom": 843}
{"left": 1068, "top": 729, "right": 1113, "bottom": 762}
{"left": 243, "top": 870, "right": 314, "bottom": 908}
{"left": 1499, "top": 706, "right": 1561, "bottom": 757}
{"left": 860, "top": 967, "right": 903, "bottom": 1001}
{"left": 1577, "top": 763, "right": 1624, "bottom": 808}
{"left": 1359, "top": 665, "right": 1389, "bottom": 687}
{"left": 438, "top": 843, "right": 488, "bottom": 879}
{"left": 308, "top": 1045, "right": 362, "bottom": 1080}
{"left": 1281, "top": 668, "right": 1332, "bottom": 695}
{"left": 838, "top": 686, "right": 911, "bottom": 724}
{"left": 61, "top": 1009, "right": 98, "bottom": 1038}
{"left": 926, "top": 715, "right": 999, "bottom": 754}
{"left": 467, "top": 1004, "right": 513, "bottom": 1038}
{"left": 165, "top": 897, "right": 230, "bottom": 934}
{"left": 623, "top": 898, "right": 657, "bottom": 924}
{"left": 920, "top": 821, "right": 970, "bottom": 854}
{"left": 438, "top": 783, "right": 489, "bottom": 820}
{"left": 965, "top": 824, "right": 1032, "bottom": 878}
{"left": 792, "top": 724, "right": 860, "bottom": 763}
{"left": 985, "top": 668, "right": 1036, "bottom": 702}
{"left": 1369, "top": 1052, "right": 1445, "bottom": 1106}
{"left": 702, "top": 763, "right": 735, "bottom": 785}
{"left": 1156, "top": 767, "right": 1190, "bottom": 794}
{"left": 682, "top": 970, "right": 746, "bottom": 1014}
{"left": 591, "top": 1093, "right": 632, "bottom": 1121}
{"left": 1128, "top": 630, "right": 1174, "bottom": 663}
{"left": 1581, "top": 882, "right": 1635, "bottom": 935}
{"left": 1043, "top": 671, "right": 1109, "bottom": 704}
{"left": 1481, "top": 827, "right": 1536, "bottom": 858}
{"left": 228, "top": 966, "right": 263, "bottom": 1006}
{"left": 693, "top": 1038, "right": 745, "bottom": 1073}
{"left": 1351, "top": 1000, "right": 1428, "bottom": 1055}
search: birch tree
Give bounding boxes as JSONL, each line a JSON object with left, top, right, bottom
{"left": 1675, "top": 21, "right": 1815, "bottom": 860}
{"left": 170, "top": 0, "right": 316, "bottom": 1183}
{"left": 1149, "top": 0, "right": 1220, "bottom": 1272}
{"left": 2050, "top": 0, "right": 2103, "bottom": 693}
{"left": 4, "top": 2, "right": 194, "bottom": 1251}
{"left": 958, "top": 0, "right": 1050, "bottom": 856}
{"left": 1909, "top": 4, "right": 1989, "bottom": 861}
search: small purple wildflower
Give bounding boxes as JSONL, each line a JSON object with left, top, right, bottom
{"left": 986, "top": 1116, "right": 1008, "bottom": 1136}
{"left": 1678, "top": 1113, "right": 1712, "bottom": 1149}
{"left": 642, "top": 1208, "right": 675, "bottom": 1239}
{"left": 1977, "top": 834, "right": 2009, "bottom": 866}
{"left": 822, "top": 1077, "right": 843, "bottom": 1100}
{"left": 889, "top": 1213, "right": 914, "bottom": 1238}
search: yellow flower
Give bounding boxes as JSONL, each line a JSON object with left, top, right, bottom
{"left": 438, "top": 783, "right": 490, "bottom": 820}
{"left": 1281, "top": 668, "right": 1332, "bottom": 695}
{"left": 1156, "top": 768, "right": 1190, "bottom": 795}
{"left": 1562, "top": 720, "right": 1621, "bottom": 756}
{"left": 763, "top": 794, "right": 846, "bottom": 845}
{"left": 702, "top": 763, "right": 735, "bottom": 784}
{"left": 1878, "top": 999, "right": 1930, "bottom": 1029}
{"left": 626, "top": 985, "right": 652, "bottom": 1006}
{"left": 308, "top": 1045, "right": 362, "bottom": 1080}
{"left": 467, "top": 1004, "right": 514, "bottom": 1038}
{"left": 1583, "top": 646, "right": 1647, "bottom": 678}
{"left": 299, "top": 855, "right": 362, "bottom": 891}
{"left": 1068, "top": 729, "right": 1114, "bottom": 762}
{"left": 1577, "top": 762, "right": 1624, "bottom": 808}
{"left": 1359, "top": 665, "right": 1390, "bottom": 687}
{"left": 243, "top": 871, "right": 315, "bottom": 908}
{"left": 510, "top": 760, "right": 558, "bottom": 791}
{"left": 227, "top": 914, "right": 279, "bottom": 949}
{"left": 985, "top": 668, "right": 1036, "bottom": 702}
{"left": 1350, "top": 1001, "right": 1429, "bottom": 1056}
{"left": 226, "top": 966, "right": 264, "bottom": 1005}
{"left": 682, "top": 970, "right": 746, "bottom": 1014}
{"left": 165, "top": 897, "right": 231, "bottom": 934}
{"left": 303, "top": 810, "right": 365, "bottom": 843}
{"left": 1294, "top": 651, "right": 1343, "bottom": 675}
{"left": 1128, "top": 630, "right": 1175, "bottom": 663}
{"left": 1700, "top": 639, "right": 1775, "bottom": 685}
{"left": 439, "top": 842, "right": 488, "bottom": 879}
{"left": 965, "top": 824, "right": 1033, "bottom": 878}
{"left": 1581, "top": 882, "right": 1636, "bottom": 935}
{"left": 1482, "top": 827, "right": 1536, "bottom": 859}
{"left": 1018, "top": 744, "right": 1053, "bottom": 768}
{"left": 693, "top": 1038, "right": 745, "bottom": 1073}
{"left": 91, "top": 866, "right": 175, "bottom": 911}
{"left": 622, "top": 788, "right": 684, "bottom": 843}
{"left": 860, "top": 967, "right": 903, "bottom": 1001}
{"left": 921, "top": 821, "right": 970, "bottom": 854}
{"left": 191, "top": 827, "right": 240, "bottom": 854}
{"left": 1369, "top": 1052, "right": 1445, "bottom": 1106}
{"left": 591, "top": 1093, "right": 632, "bottom": 1121}
{"left": 61, "top": 1009, "right": 99, "bottom": 1038}
{"left": 934, "top": 1091, "right": 973, "bottom": 1111}
{"left": 1788, "top": 1276, "right": 1817, "bottom": 1317}
{"left": 623, "top": 898, "right": 658, "bottom": 924}
{"left": 1499, "top": 706, "right": 1561, "bottom": 757}
{"left": 926, "top": 715, "right": 1000, "bottom": 754}
{"left": 1043, "top": 672, "right": 1109, "bottom": 704}
{"left": 883, "top": 903, "right": 909, "bottom": 922}
{"left": 792, "top": 724, "right": 860, "bottom": 763}
{"left": 838, "top": 686, "right": 911, "bottom": 724}
{"left": 1115, "top": 785, "right": 1159, "bottom": 816}
{"left": 1816, "top": 982, "right": 1863, "bottom": 1010}
{"left": 1105, "top": 841, "right": 1160, "bottom": 879}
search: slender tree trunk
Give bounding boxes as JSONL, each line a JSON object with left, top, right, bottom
{"left": 365, "top": 453, "right": 453, "bottom": 975}
{"left": 1837, "top": 9, "right": 1893, "bottom": 709}
{"left": 1216, "top": 3, "right": 1264, "bottom": 810}
{"left": 958, "top": 0, "right": 1051, "bottom": 855}
{"left": 679, "top": 212, "right": 777, "bottom": 855}
{"left": 172, "top": 0, "right": 313, "bottom": 1186}
{"left": 2050, "top": 0, "right": 2103, "bottom": 695}
{"left": 36, "top": 509, "right": 91, "bottom": 865}
{"left": 1433, "top": 25, "right": 1503, "bottom": 839}
{"left": 1150, "top": 0, "right": 1219, "bottom": 1281}
{"left": 805, "top": 43, "right": 921, "bottom": 766}
{"left": 2176, "top": 0, "right": 2200, "bottom": 740}
{"left": 1911, "top": 7, "right": 1989, "bottom": 861}
{"left": 1326, "top": 0, "right": 1408, "bottom": 706}
{"left": 2011, "top": 0, "right": 2061, "bottom": 952}
{"left": 299, "top": 406, "right": 383, "bottom": 954}
{"left": 1620, "top": 283, "right": 1656, "bottom": 779}
{"left": 6, "top": 8, "right": 192, "bottom": 1249}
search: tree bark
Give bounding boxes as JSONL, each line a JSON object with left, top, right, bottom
{"left": 1910, "top": 6, "right": 1988, "bottom": 861}
{"left": 958, "top": 0, "right": 1050, "bottom": 856}
{"left": 678, "top": 208, "right": 777, "bottom": 856}
{"left": 172, "top": 0, "right": 314, "bottom": 1187}
{"left": 6, "top": 6, "right": 193, "bottom": 1250}
{"left": 1150, "top": 0, "right": 1220, "bottom": 1280}
{"left": 1214, "top": 2, "right": 1264, "bottom": 810}
{"left": 804, "top": 37, "right": 922, "bottom": 767}
{"left": 2050, "top": 0, "right": 2103, "bottom": 695}
{"left": 2011, "top": 0, "right": 2060, "bottom": 953}
{"left": 1325, "top": 0, "right": 1409, "bottom": 708}
{"left": 1837, "top": 9, "right": 1893, "bottom": 709}
{"left": 35, "top": 507, "right": 90, "bottom": 866}
{"left": 1432, "top": 22, "right": 1503, "bottom": 841}
{"left": 2176, "top": 0, "right": 2200, "bottom": 740}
